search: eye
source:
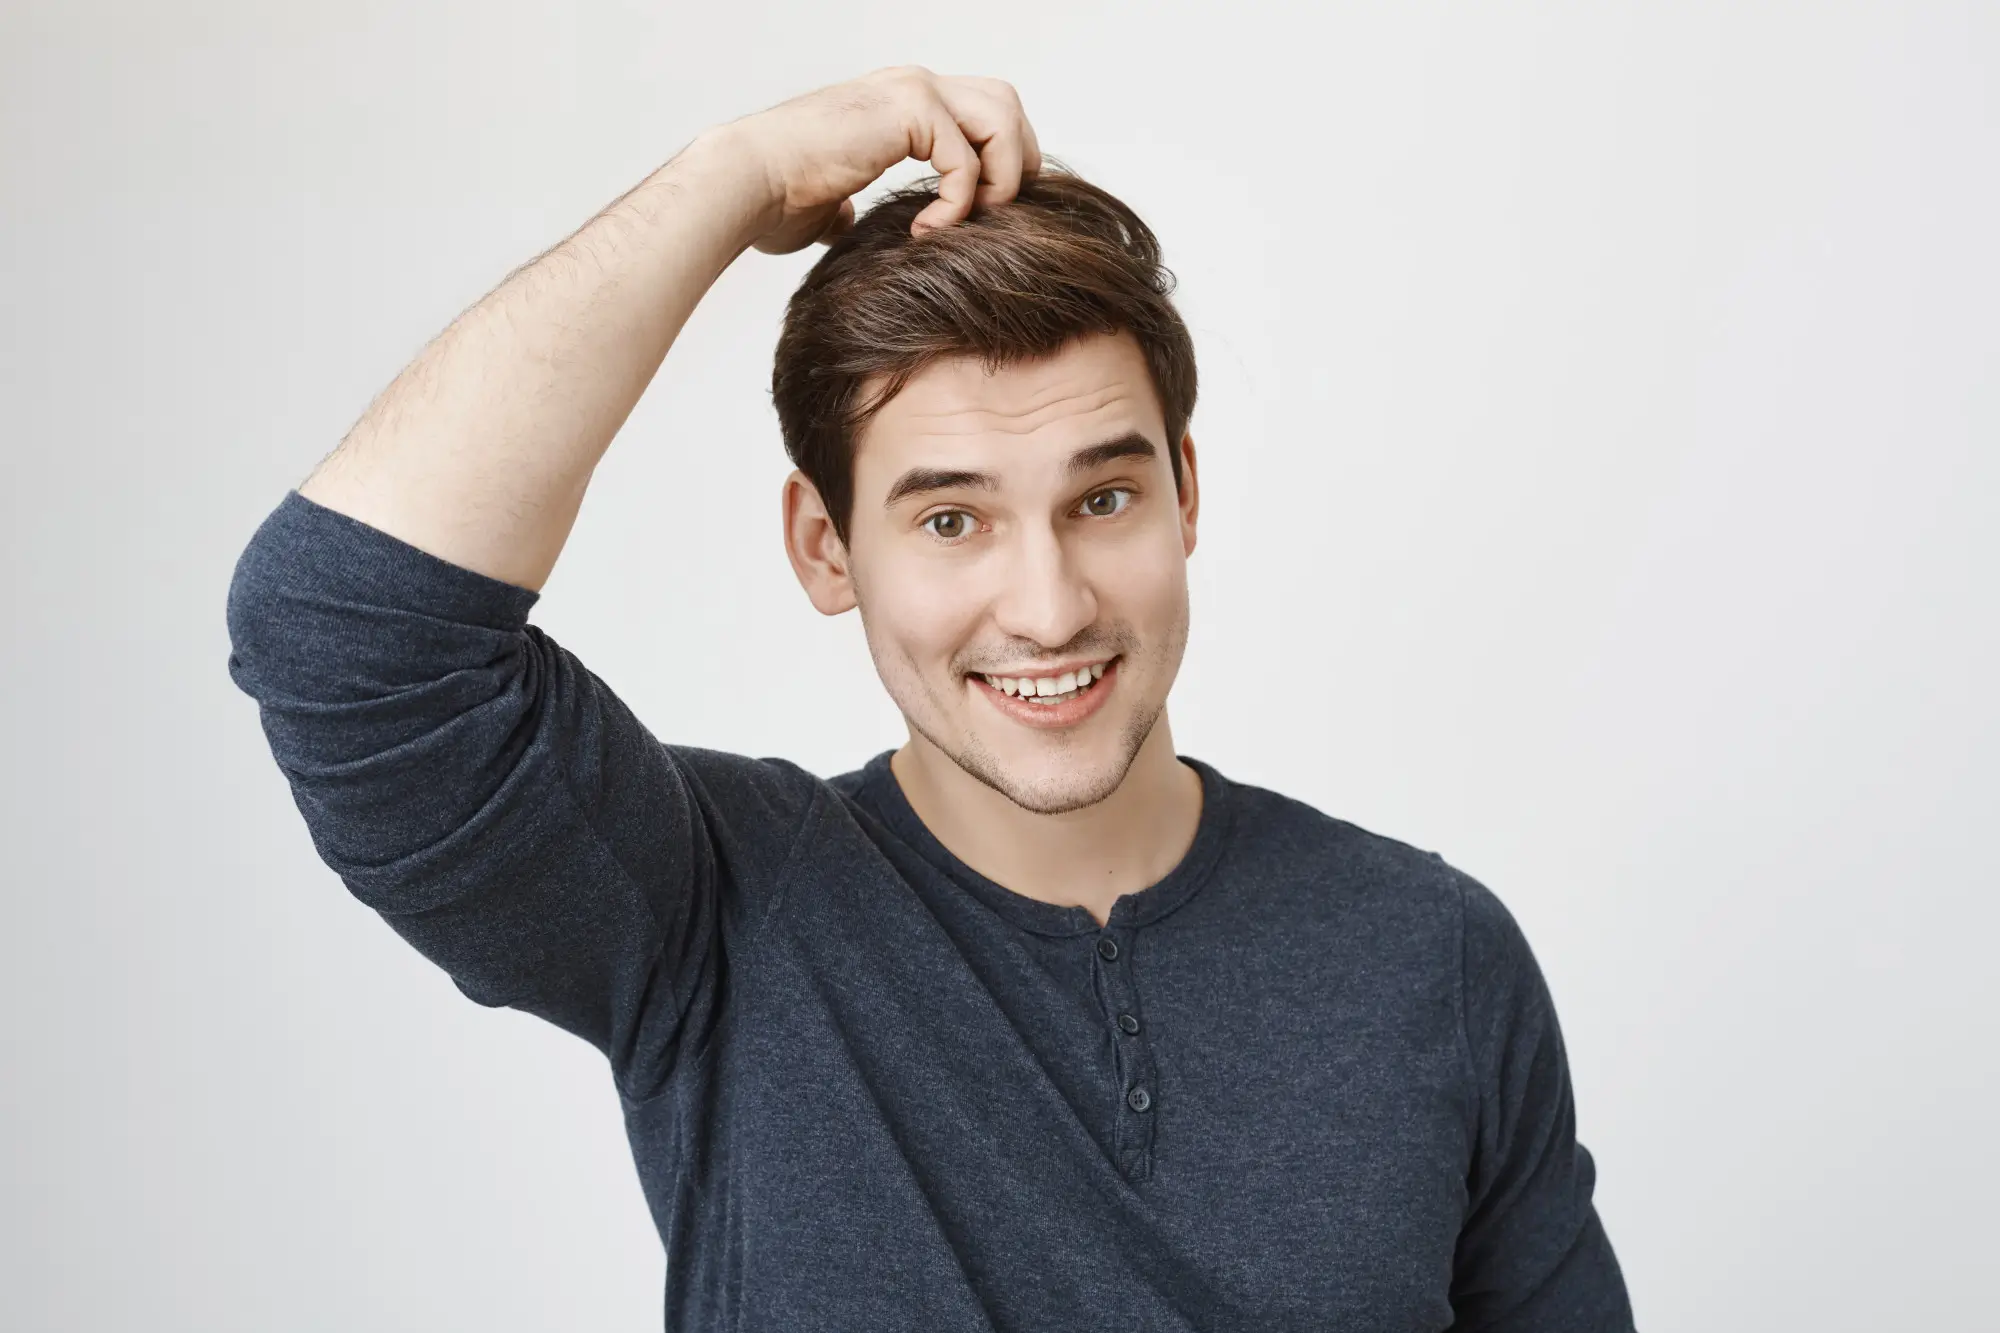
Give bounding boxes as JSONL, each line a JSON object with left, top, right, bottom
{"left": 1079, "top": 487, "right": 1133, "bottom": 518}
{"left": 922, "top": 510, "right": 974, "bottom": 542}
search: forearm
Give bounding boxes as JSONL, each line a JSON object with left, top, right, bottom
{"left": 299, "top": 126, "right": 775, "bottom": 591}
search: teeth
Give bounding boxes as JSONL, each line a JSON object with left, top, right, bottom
{"left": 977, "top": 660, "right": 1115, "bottom": 701}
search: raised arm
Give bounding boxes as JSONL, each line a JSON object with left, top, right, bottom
{"left": 226, "top": 70, "right": 1041, "bottom": 1095}
{"left": 298, "top": 66, "right": 1041, "bottom": 591}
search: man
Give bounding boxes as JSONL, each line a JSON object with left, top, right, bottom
{"left": 227, "top": 66, "right": 1635, "bottom": 1331}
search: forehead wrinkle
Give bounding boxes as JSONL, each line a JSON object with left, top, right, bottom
{"left": 892, "top": 383, "right": 1141, "bottom": 439}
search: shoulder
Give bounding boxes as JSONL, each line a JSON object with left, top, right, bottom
{"left": 1216, "top": 767, "right": 1466, "bottom": 907}
{"left": 1207, "top": 765, "right": 1531, "bottom": 960}
{"left": 1215, "top": 768, "right": 1552, "bottom": 1038}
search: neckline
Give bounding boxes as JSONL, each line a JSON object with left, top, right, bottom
{"left": 857, "top": 748, "right": 1236, "bottom": 937}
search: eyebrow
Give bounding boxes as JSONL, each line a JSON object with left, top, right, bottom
{"left": 881, "top": 432, "right": 1160, "bottom": 509}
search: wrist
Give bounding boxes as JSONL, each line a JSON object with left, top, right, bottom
{"left": 671, "top": 122, "right": 785, "bottom": 252}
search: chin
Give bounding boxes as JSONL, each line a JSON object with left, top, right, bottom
{"left": 974, "top": 753, "right": 1130, "bottom": 815}
{"left": 941, "top": 703, "right": 1160, "bottom": 816}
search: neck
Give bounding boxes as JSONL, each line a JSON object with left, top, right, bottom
{"left": 890, "top": 716, "right": 1204, "bottom": 927}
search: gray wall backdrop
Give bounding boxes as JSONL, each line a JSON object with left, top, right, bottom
{"left": 4, "top": 2, "right": 1995, "bottom": 1329}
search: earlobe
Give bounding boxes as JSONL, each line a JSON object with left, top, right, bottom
{"left": 781, "top": 470, "right": 858, "bottom": 616}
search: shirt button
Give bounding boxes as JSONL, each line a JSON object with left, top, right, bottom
{"left": 1126, "top": 1086, "right": 1151, "bottom": 1113}
{"left": 1117, "top": 1013, "right": 1141, "bottom": 1035}
{"left": 1097, "top": 937, "right": 1119, "bottom": 961}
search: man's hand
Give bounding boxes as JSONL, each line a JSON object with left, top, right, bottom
{"left": 296, "top": 67, "right": 1039, "bottom": 592}
{"left": 717, "top": 66, "right": 1044, "bottom": 254}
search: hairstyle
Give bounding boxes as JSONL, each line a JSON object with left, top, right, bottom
{"left": 771, "top": 167, "right": 1199, "bottom": 544}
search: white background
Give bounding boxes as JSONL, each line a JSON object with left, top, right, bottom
{"left": 4, "top": 2, "right": 1995, "bottom": 1329}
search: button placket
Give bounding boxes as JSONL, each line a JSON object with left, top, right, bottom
{"left": 1093, "top": 926, "right": 1159, "bottom": 1180}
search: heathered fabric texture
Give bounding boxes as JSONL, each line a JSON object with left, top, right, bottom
{"left": 226, "top": 489, "right": 1635, "bottom": 1332}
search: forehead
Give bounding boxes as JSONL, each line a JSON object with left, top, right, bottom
{"left": 852, "top": 331, "right": 1167, "bottom": 486}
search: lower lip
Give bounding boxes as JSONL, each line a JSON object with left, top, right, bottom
{"left": 970, "top": 658, "right": 1121, "bottom": 730}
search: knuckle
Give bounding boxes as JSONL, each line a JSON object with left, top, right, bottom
{"left": 964, "top": 74, "right": 1021, "bottom": 105}
{"left": 882, "top": 66, "right": 942, "bottom": 114}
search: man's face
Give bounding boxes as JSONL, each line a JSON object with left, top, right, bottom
{"left": 840, "top": 330, "right": 1198, "bottom": 814}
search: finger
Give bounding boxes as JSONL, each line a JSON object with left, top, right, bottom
{"left": 939, "top": 80, "right": 1029, "bottom": 209}
{"left": 972, "top": 127, "right": 1025, "bottom": 209}
{"left": 752, "top": 196, "right": 844, "bottom": 256}
{"left": 815, "top": 196, "right": 856, "bottom": 246}
{"left": 910, "top": 108, "right": 980, "bottom": 234}
{"left": 956, "top": 79, "right": 1040, "bottom": 193}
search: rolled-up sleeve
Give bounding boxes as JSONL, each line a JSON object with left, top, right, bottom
{"left": 1450, "top": 874, "right": 1637, "bottom": 1331}
{"left": 224, "top": 489, "right": 817, "bottom": 1096}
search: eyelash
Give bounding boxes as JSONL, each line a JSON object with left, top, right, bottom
{"left": 921, "top": 488, "right": 1136, "bottom": 544}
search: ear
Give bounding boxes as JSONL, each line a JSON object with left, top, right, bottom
{"left": 1176, "top": 429, "right": 1200, "bottom": 558}
{"left": 782, "top": 470, "right": 858, "bottom": 615}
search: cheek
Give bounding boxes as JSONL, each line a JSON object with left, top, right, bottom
{"left": 857, "top": 553, "right": 991, "bottom": 670}
{"left": 1090, "top": 531, "right": 1188, "bottom": 624}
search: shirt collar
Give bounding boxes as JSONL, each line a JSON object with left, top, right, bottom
{"left": 856, "top": 748, "right": 1236, "bottom": 937}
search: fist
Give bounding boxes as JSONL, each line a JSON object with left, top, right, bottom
{"left": 722, "top": 66, "right": 1044, "bottom": 255}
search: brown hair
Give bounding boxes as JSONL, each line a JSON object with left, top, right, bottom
{"left": 771, "top": 168, "right": 1198, "bottom": 544}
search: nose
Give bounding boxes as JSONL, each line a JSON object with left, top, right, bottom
{"left": 990, "top": 520, "right": 1098, "bottom": 650}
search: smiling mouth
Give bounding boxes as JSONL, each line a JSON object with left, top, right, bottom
{"left": 971, "top": 659, "right": 1115, "bottom": 706}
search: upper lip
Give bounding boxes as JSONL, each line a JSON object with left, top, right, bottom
{"left": 971, "top": 656, "right": 1117, "bottom": 680}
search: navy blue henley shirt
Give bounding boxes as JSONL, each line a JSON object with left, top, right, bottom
{"left": 225, "top": 489, "right": 1635, "bottom": 1331}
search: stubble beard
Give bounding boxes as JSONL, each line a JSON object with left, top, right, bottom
{"left": 912, "top": 690, "right": 1163, "bottom": 815}
{"left": 866, "top": 597, "right": 1191, "bottom": 818}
